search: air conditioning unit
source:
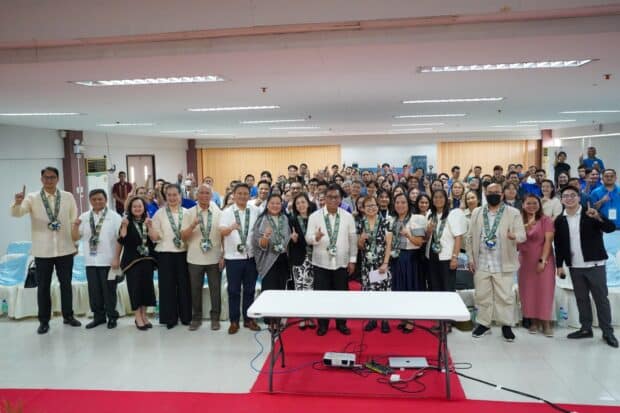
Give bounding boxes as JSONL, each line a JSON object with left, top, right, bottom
{"left": 85, "top": 158, "right": 107, "bottom": 175}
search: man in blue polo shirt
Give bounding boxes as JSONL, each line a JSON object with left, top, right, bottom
{"left": 591, "top": 169, "right": 620, "bottom": 228}
{"left": 580, "top": 146, "right": 605, "bottom": 171}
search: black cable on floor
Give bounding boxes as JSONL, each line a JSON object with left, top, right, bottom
{"left": 455, "top": 371, "right": 574, "bottom": 413}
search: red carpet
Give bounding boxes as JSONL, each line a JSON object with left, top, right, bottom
{"left": 250, "top": 318, "right": 466, "bottom": 400}
{"left": 1, "top": 389, "right": 616, "bottom": 413}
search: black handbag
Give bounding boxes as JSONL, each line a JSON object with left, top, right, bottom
{"left": 24, "top": 259, "right": 38, "bottom": 288}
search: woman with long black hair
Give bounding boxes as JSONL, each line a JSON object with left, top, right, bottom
{"left": 289, "top": 193, "right": 318, "bottom": 330}
{"left": 426, "top": 190, "right": 467, "bottom": 293}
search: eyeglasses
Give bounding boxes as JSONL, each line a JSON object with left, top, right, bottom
{"left": 365, "top": 204, "right": 378, "bottom": 208}
{"left": 561, "top": 193, "right": 579, "bottom": 199}
{"left": 42, "top": 175, "right": 58, "bottom": 180}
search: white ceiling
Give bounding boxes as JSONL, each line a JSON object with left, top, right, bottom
{"left": 0, "top": 1, "right": 619, "bottom": 144}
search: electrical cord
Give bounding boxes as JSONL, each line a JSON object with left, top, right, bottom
{"left": 250, "top": 330, "right": 316, "bottom": 375}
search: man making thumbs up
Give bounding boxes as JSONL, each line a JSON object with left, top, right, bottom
{"left": 305, "top": 184, "right": 358, "bottom": 336}
{"left": 10, "top": 167, "right": 80, "bottom": 334}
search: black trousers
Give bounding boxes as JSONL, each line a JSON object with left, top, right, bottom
{"left": 428, "top": 252, "right": 456, "bottom": 292}
{"left": 261, "top": 254, "right": 290, "bottom": 292}
{"left": 34, "top": 254, "right": 74, "bottom": 323}
{"left": 86, "top": 266, "right": 119, "bottom": 321}
{"left": 570, "top": 266, "right": 614, "bottom": 335}
{"left": 313, "top": 266, "right": 349, "bottom": 330}
{"left": 158, "top": 252, "right": 192, "bottom": 326}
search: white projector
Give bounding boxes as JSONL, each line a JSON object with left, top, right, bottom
{"left": 323, "top": 352, "right": 356, "bottom": 368}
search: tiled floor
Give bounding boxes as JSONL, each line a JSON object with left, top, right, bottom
{"left": 0, "top": 317, "right": 618, "bottom": 407}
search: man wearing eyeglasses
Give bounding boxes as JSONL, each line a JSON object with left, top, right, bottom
{"left": 554, "top": 186, "right": 617, "bottom": 348}
{"left": 11, "top": 167, "right": 81, "bottom": 334}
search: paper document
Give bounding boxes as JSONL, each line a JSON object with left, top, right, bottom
{"left": 369, "top": 268, "right": 388, "bottom": 284}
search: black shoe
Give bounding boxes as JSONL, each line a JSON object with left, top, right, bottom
{"left": 502, "top": 326, "right": 515, "bottom": 342}
{"left": 603, "top": 334, "right": 618, "bottom": 348}
{"left": 145, "top": 322, "right": 153, "bottom": 329}
{"left": 135, "top": 320, "right": 148, "bottom": 331}
{"left": 37, "top": 323, "right": 49, "bottom": 335}
{"left": 402, "top": 322, "right": 415, "bottom": 334}
{"left": 337, "top": 325, "right": 351, "bottom": 335}
{"left": 63, "top": 317, "right": 81, "bottom": 327}
{"left": 166, "top": 323, "right": 177, "bottom": 330}
{"left": 364, "top": 320, "right": 377, "bottom": 332}
{"left": 567, "top": 329, "right": 593, "bottom": 339}
{"left": 397, "top": 321, "right": 406, "bottom": 330}
{"left": 472, "top": 324, "right": 491, "bottom": 338}
{"left": 317, "top": 326, "right": 327, "bottom": 336}
{"left": 107, "top": 319, "right": 117, "bottom": 329}
{"left": 381, "top": 320, "right": 391, "bottom": 334}
{"left": 85, "top": 319, "right": 106, "bottom": 329}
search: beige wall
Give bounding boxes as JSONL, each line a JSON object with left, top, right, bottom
{"left": 198, "top": 145, "right": 341, "bottom": 195}
{"left": 438, "top": 140, "right": 540, "bottom": 176}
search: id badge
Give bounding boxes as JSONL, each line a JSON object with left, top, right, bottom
{"left": 609, "top": 208, "right": 617, "bottom": 221}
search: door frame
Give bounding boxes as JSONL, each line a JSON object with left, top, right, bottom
{"left": 125, "top": 154, "right": 156, "bottom": 187}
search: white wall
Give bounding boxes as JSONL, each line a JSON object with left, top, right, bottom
{"left": 547, "top": 122, "right": 620, "bottom": 175}
{"left": 342, "top": 143, "right": 437, "bottom": 171}
{"left": 81, "top": 132, "right": 188, "bottom": 187}
{"left": 0, "top": 125, "right": 64, "bottom": 253}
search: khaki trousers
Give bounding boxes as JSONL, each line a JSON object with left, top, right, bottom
{"left": 474, "top": 270, "right": 515, "bottom": 327}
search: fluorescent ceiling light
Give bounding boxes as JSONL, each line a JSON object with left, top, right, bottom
{"left": 97, "top": 123, "right": 154, "bottom": 127}
{"left": 394, "top": 114, "right": 466, "bottom": 119}
{"left": 391, "top": 122, "right": 444, "bottom": 127}
{"left": 71, "top": 76, "right": 224, "bottom": 87}
{"left": 240, "top": 119, "right": 305, "bottom": 124}
{"left": 0, "top": 112, "right": 82, "bottom": 116}
{"left": 491, "top": 124, "right": 537, "bottom": 128}
{"left": 270, "top": 126, "right": 320, "bottom": 130}
{"left": 519, "top": 119, "right": 576, "bottom": 124}
{"left": 559, "top": 110, "right": 620, "bottom": 114}
{"left": 418, "top": 59, "right": 594, "bottom": 73}
{"left": 188, "top": 105, "right": 280, "bottom": 112}
{"left": 388, "top": 128, "right": 433, "bottom": 133}
{"left": 559, "top": 132, "right": 620, "bottom": 140}
{"left": 159, "top": 129, "right": 209, "bottom": 134}
{"left": 402, "top": 97, "right": 503, "bottom": 104}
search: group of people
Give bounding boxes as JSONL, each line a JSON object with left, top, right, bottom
{"left": 10, "top": 146, "right": 619, "bottom": 348}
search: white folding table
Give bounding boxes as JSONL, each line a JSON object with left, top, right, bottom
{"left": 247, "top": 290, "right": 470, "bottom": 399}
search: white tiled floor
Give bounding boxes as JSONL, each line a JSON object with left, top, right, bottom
{"left": 0, "top": 317, "right": 618, "bottom": 407}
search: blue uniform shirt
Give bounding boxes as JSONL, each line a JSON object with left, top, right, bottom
{"left": 590, "top": 184, "right": 620, "bottom": 228}
{"left": 582, "top": 157, "right": 605, "bottom": 171}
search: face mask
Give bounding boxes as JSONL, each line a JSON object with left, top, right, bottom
{"left": 486, "top": 193, "right": 501, "bottom": 206}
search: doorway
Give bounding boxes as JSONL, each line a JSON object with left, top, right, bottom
{"left": 126, "top": 155, "right": 156, "bottom": 188}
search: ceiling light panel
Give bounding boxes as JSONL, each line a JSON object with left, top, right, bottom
{"left": 71, "top": 75, "right": 224, "bottom": 86}
{"left": 97, "top": 123, "right": 155, "bottom": 127}
{"left": 518, "top": 119, "right": 576, "bottom": 124}
{"left": 0, "top": 112, "right": 82, "bottom": 116}
{"left": 240, "top": 119, "right": 305, "bottom": 124}
{"left": 393, "top": 114, "right": 466, "bottom": 119}
{"left": 418, "top": 59, "right": 594, "bottom": 73}
{"left": 402, "top": 97, "right": 503, "bottom": 103}
{"left": 187, "top": 105, "right": 280, "bottom": 112}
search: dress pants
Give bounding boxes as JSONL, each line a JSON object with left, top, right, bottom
{"left": 158, "top": 252, "right": 192, "bottom": 326}
{"left": 428, "top": 252, "right": 456, "bottom": 292}
{"left": 86, "top": 266, "right": 119, "bottom": 322}
{"left": 474, "top": 270, "right": 515, "bottom": 327}
{"left": 570, "top": 266, "right": 614, "bottom": 335}
{"left": 187, "top": 263, "right": 222, "bottom": 321}
{"left": 261, "top": 254, "right": 290, "bottom": 292}
{"left": 34, "top": 254, "right": 74, "bottom": 323}
{"left": 225, "top": 258, "right": 258, "bottom": 323}
{"left": 313, "top": 266, "right": 349, "bottom": 330}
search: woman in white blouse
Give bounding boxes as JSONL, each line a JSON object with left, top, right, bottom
{"left": 541, "top": 179, "right": 563, "bottom": 220}
{"left": 148, "top": 184, "right": 191, "bottom": 329}
{"left": 426, "top": 189, "right": 467, "bottom": 292}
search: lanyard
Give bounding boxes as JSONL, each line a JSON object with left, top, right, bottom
{"left": 133, "top": 221, "right": 149, "bottom": 256}
{"left": 40, "top": 189, "right": 61, "bottom": 231}
{"left": 363, "top": 216, "right": 382, "bottom": 253}
{"left": 431, "top": 213, "right": 448, "bottom": 254}
{"left": 165, "top": 206, "right": 183, "bottom": 248}
{"left": 391, "top": 215, "right": 410, "bottom": 251}
{"left": 197, "top": 206, "right": 213, "bottom": 242}
{"left": 482, "top": 204, "right": 505, "bottom": 242}
{"left": 323, "top": 211, "right": 341, "bottom": 251}
{"left": 89, "top": 208, "right": 108, "bottom": 252}
{"left": 233, "top": 207, "right": 251, "bottom": 246}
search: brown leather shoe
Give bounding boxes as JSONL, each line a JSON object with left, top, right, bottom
{"left": 211, "top": 319, "right": 221, "bottom": 331}
{"left": 243, "top": 319, "right": 261, "bottom": 331}
{"left": 188, "top": 320, "right": 201, "bottom": 331}
{"left": 228, "top": 322, "right": 240, "bottom": 334}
